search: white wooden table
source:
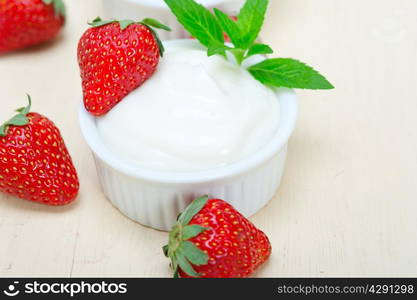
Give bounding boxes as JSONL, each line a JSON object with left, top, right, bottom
{"left": 0, "top": 0, "right": 416, "bottom": 277}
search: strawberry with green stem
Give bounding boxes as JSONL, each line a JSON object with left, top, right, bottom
{"left": 0, "top": 0, "right": 66, "bottom": 54}
{"left": 164, "top": 196, "right": 272, "bottom": 278}
{"left": 77, "top": 17, "right": 171, "bottom": 116}
{"left": 0, "top": 95, "right": 79, "bottom": 206}
{"left": 164, "top": 0, "right": 334, "bottom": 90}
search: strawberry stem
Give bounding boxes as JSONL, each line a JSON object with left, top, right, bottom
{"left": 163, "top": 195, "right": 210, "bottom": 278}
{"left": 0, "top": 95, "right": 31, "bottom": 137}
{"left": 42, "top": 0, "right": 66, "bottom": 18}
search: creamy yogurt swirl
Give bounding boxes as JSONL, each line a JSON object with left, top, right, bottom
{"left": 97, "top": 41, "right": 280, "bottom": 171}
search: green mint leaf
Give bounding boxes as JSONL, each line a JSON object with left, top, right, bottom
{"left": 180, "top": 241, "right": 208, "bottom": 266}
{"left": 176, "top": 253, "right": 200, "bottom": 277}
{"left": 248, "top": 58, "right": 334, "bottom": 90}
{"left": 237, "top": 0, "right": 269, "bottom": 48}
{"left": 229, "top": 48, "right": 246, "bottom": 65}
{"left": 207, "top": 42, "right": 230, "bottom": 57}
{"left": 213, "top": 8, "right": 243, "bottom": 48}
{"left": 164, "top": 0, "right": 224, "bottom": 47}
{"left": 182, "top": 225, "right": 209, "bottom": 240}
{"left": 246, "top": 43, "right": 273, "bottom": 58}
{"left": 141, "top": 18, "right": 172, "bottom": 31}
{"left": 178, "top": 195, "right": 209, "bottom": 226}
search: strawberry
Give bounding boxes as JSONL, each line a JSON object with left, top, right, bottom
{"left": 163, "top": 196, "right": 271, "bottom": 278}
{"left": 0, "top": 0, "right": 65, "bottom": 54}
{"left": 0, "top": 95, "right": 79, "bottom": 206}
{"left": 77, "top": 17, "right": 171, "bottom": 116}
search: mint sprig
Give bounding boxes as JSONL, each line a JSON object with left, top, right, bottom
{"left": 164, "top": 0, "right": 333, "bottom": 90}
{"left": 164, "top": 0, "right": 224, "bottom": 50}
{"left": 248, "top": 58, "right": 334, "bottom": 89}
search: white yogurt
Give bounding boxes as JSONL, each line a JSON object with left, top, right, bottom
{"left": 97, "top": 41, "right": 280, "bottom": 172}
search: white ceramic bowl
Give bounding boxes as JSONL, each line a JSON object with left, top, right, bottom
{"left": 102, "top": 0, "right": 245, "bottom": 40}
{"left": 79, "top": 40, "right": 298, "bottom": 231}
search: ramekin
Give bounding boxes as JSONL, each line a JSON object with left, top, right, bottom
{"left": 102, "top": 0, "right": 245, "bottom": 40}
{"left": 79, "top": 40, "right": 298, "bottom": 231}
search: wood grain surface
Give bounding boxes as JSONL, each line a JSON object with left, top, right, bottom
{"left": 0, "top": 0, "right": 416, "bottom": 277}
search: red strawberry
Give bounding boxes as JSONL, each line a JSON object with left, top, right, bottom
{"left": 0, "top": 95, "right": 79, "bottom": 206}
{"left": 163, "top": 196, "right": 271, "bottom": 278}
{"left": 77, "top": 17, "right": 171, "bottom": 116}
{"left": 0, "top": 0, "right": 65, "bottom": 54}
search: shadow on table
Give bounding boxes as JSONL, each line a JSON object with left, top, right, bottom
{"left": 0, "top": 192, "right": 81, "bottom": 214}
{"left": 0, "top": 34, "right": 66, "bottom": 58}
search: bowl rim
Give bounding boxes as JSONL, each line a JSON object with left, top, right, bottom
{"left": 78, "top": 40, "right": 298, "bottom": 184}
{"left": 119, "top": 0, "right": 231, "bottom": 9}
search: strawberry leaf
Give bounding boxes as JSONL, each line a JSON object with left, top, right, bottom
{"left": 162, "top": 245, "right": 169, "bottom": 257}
{"left": 178, "top": 195, "right": 209, "bottom": 226}
{"left": 0, "top": 126, "right": 5, "bottom": 136}
{"left": 119, "top": 20, "right": 135, "bottom": 30}
{"left": 0, "top": 95, "right": 32, "bottom": 137}
{"left": 180, "top": 241, "right": 208, "bottom": 266}
{"left": 173, "top": 268, "right": 180, "bottom": 278}
{"left": 141, "top": 18, "right": 172, "bottom": 32}
{"left": 88, "top": 17, "right": 115, "bottom": 28}
{"left": 16, "top": 94, "right": 32, "bottom": 115}
{"left": 7, "top": 114, "right": 28, "bottom": 126}
{"left": 182, "top": 225, "right": 209, "bottom": 240}
{"left": 248, "top": 58, "right": 334, "bottom": 89}
{"left": 88, "top": 18, "right": 135, "bottom": 31}
{"left": 165, "top": 196, "right": 210, "bottom": 278}
{"left": 87, "top": 17, "right": 169, "bottom": 57}
{"left": 42, "top": 0, "right": 66, "bottom": 18}
{"left": 176, "top": 253, "right": 200, "bottom": 277}
{"left": 146, "top": 26, "right": 166, "bottom": 57}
